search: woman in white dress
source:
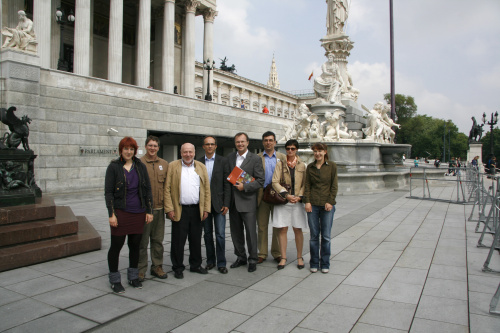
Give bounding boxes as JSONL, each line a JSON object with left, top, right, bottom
{"left": 272, "top": 139, "right": 307, "bottom": 270}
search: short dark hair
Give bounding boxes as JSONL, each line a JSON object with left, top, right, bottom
{"left": 234, "top": 132, "right": 249, "bottom": 142}
{"left": 311, "top": 142, "right": 329, "bottom": 160}
{"left": 285, "top": 139, "right": 299, "bottom": 150}
{"left": 203, "top": 136, "right": 217, "bottom": 145}
{"left": 145, "top": 135, "right": 159, "bottom": 146}
{"left": 262, "top": 131, "right": 276, "bottom": 141}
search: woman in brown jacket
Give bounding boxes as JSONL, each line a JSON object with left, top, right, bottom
{"left": 272, "top": 139, "right": 307, "bottom": 270}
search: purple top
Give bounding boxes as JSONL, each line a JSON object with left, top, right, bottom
{"left": 124, "top": 166, "right": 145, "bottom": 214}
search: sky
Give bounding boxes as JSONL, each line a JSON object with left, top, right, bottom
{"left": 195, "top": 0, "right": 500, "bottom": 135}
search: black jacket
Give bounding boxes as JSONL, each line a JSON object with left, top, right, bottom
{"left": 197, "top": 154, "right": 231, "bottom": 212}
{"left": 105, "top": 156, "right": 153, "bottom": 217}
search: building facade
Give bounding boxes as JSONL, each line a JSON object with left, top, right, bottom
{"left": 1, "top": 0, "right": 300, "bottom": 193}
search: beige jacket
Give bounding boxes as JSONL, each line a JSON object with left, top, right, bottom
{"left": 257, "top": 150, "right": 287, "bottom": 204}
{"left": 272, "top": 158, "right": 306, "bottom": 197}
{"left": 163, "top": 160, "right": 211, "bottom": 222}
{"left": 140, "top": 155, "right": 168, "bottom": 210}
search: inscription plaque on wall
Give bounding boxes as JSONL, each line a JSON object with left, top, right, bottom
{"left": 80, "top": 147, "right": 118, "bottom": 156}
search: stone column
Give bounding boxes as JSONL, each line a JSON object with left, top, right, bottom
{"left": 162, "top": 0, "right": 176, "bottom": 93}
{"left": 249, "top": 92, "right": 255, "bottom": 111}
{"left": 202, "top": 8, "right": 217, "bottom": 101}
{"left": 74, "top": 0, "right": 91, "bottom": 76}
{"left": 50, "top": 0, "right": 59, "bottom": 69}
{"left": 182, "top": 0, "right": 199, "bottom": 98}
{"left": 217, "top": 81, "right": 222, "bottom": 104}
{"left": 258, "top": 94, "right": 263, "bottom": 111}
{"left": 33, "top": 0, "right": 51, "bottom": 68}
{"left": 229, "top": 85, "right": 235, "bottom": 107}
{"left": 108, "top": 0, "right": 123, "bottom": 82}
{"left": 136, "top": 0, "right": 151, "bottom": 87}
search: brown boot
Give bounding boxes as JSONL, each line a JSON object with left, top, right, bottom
{"left": 150, "top": 266, "right": 168, "bottom": 279}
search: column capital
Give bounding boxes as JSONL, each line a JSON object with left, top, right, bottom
{"left": 203, "top": 8, "right": 218, "bottom": 23}
{"left": 184, "top": 0, "right": 200, "bottom": 13}
{"left": 164, "top": 0, "right": 176, "bottom": 3}
{"left": 217, "top": 81, "right": 223, "bottom": 88}
{"left": 229, "top": 85, "right": 235, "bottom": 91}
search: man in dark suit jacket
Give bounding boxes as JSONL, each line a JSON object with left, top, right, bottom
{"left": 198, "top": 136, "right": 231, "bottom": 274}
{"left": 228, "top": 132, "right": 265, "bottom": 272}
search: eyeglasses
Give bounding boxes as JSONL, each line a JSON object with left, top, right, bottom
{"left": 285, "top": 147, "right": 297, "bottom": 151}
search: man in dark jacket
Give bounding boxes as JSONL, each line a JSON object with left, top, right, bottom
{"left": 198, "top": 136, "right": 231, "bottom": 273}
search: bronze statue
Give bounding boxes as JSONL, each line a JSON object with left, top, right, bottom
{"left": 469, "top": 116, "right": 484, "bottom": 143}
{"left": 0, "top": 106, "right": 31, "bottom": 151}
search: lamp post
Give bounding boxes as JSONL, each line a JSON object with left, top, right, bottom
{"left": 55, "top": 8, "right": 75, "bottom": 71}
{"left": 483, "top": 111, "right": 499, "bottom": 155}
{"left": 203, "top": 59, "right": 215, "bottom": 101}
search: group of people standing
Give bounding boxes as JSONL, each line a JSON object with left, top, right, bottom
{"left": 104, "top": 132, "right": 338, "bottom": 293}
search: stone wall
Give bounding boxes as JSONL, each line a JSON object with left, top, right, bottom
{"left": 1, "top": 51, "right": 292, "bottom": 193}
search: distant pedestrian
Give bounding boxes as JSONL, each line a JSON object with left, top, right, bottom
{"left": 414, "top": 157, "right": 419, "bottom": 167}
{"left": 471, "top": 156, "right": 479, "bottom": 170}
{"left": 262, "top": 106, "right": 269, "bottom": 114}
{"left": 434, "top": 159, "right": 440, "bottom": 168}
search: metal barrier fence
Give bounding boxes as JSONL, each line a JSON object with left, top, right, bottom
{"left": 410, "top": 165, "right": 499, "bottom": 315}
{"left": 408, "top": 166, "right": 470, "bottom": 204}
{"left": 464, "top": 166, "right": 500, "bottom": 315}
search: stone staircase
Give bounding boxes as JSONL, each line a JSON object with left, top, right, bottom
{"left": 0, "top": 197, "right": 101, "bottom": 272}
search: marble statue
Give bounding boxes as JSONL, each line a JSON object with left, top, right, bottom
{"left": 1, "top": 10, "right": 37, "bottom": 53}
{"left": 362, "top": 102, "right": 400, "bottom": 143}
{"left": 342, "top": 69, "right": 360, "bottom": 101}
{"left": 326, "top": 0, "right": 349, "bottom": 35}
{"left": 309, "top": 114, "right": 323, "bottom": 139}
{"left": 322, "top": 110, "right": 358, "bottom": 141}
{"left": 314, "top": 53, "right": 345, "bottom": 104}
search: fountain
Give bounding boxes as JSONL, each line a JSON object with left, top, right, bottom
{"left": 279, "top": 0, "right": 411, "bottom": 193}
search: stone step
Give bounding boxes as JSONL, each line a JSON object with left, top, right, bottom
{"left": 0, "top": 216, "right": 101, "bottom": 272}
{"left": 0, "top": 206, "right": 78, "bottom": 247}
{"left": 0, "top": 196, "right": 56, "bottom": 225}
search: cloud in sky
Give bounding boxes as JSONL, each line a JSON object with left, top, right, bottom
{"left": 196, "top": 0, "right": 500, "bottom": 134}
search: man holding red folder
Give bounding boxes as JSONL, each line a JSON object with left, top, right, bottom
{"left": 227, "top": 132, "right": 265, "bottom": 272}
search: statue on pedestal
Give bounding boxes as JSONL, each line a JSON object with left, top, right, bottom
{"left": 1, "top": 10, "right": 37, "bottom": 53}
{"left": 468, "top": 117, "right": 484, "bottom": 142}
{"left": 314, "top": 53, "right": 345, "bottom": 104}
{"left": 326, "top": 0, "right": 349, "bottom": 35}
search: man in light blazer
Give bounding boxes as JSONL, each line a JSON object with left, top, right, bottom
{"left": 227, "top": 132, "right": 265, "bottom": 272}
{"left": 198, "top": 136, "right": 231, "bottom": 274}
{"left": 164, "top": 143, "right": 211, "bottom": 279}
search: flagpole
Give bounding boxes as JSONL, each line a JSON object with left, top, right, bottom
{"left": 389, "top": 0, "right": 396, "bottom": 121}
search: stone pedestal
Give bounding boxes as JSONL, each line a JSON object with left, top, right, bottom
{"left": 0, "top": 149, "right": 41, "bottom": 207}
{"left": 0, "top": 197, "right": 101, "bottom": 272}
{"left": 468, "top": 142, "right": 484, "bottom": 173}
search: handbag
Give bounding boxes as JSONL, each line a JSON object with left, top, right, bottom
{"left": 262, "top": 161, "right": 291, "bottom": 205}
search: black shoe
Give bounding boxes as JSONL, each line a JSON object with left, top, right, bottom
{"left": 111, "top": 282, "right": 125, "bottom": 294}
{"left": 277, "top": 258, "right": 287, "bottom": 270}
{"left": 128, "top": 279, "right": 143, "bottom": 289}
{"left": 273, "top": 256, "right": 282, "bottom": 263}
{"left": 205, "top": 263, "right": 215, "bottom": 271}
{"left": 297, "top": 257, "right": 305, "bottom": 270}
{"left": 230, "top": 259, "right": 247, "bottom": 268}
{"left": 248, "top": 263, "right": 257, "bottom": 272}
{"left": 190, "top": 266, "right": 208, "bottom": 274}
{"left": 218, "top": 267, "right": 228, "bottom": 274}
{"left": 174, "top": 271, "right": 184, "bottom": 279}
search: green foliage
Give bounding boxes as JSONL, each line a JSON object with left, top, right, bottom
{"left": 383, "top": 93, "right": 417, "bottom": 124}
{"left": 480, "top": 128, "right": 500, "bottom": 161}
{"left": 383, "top": 93, "right": 468, "bottom": 160}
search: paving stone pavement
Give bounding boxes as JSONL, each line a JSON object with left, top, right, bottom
{"left": 1, "top": 184, "right": 500, "bottom": 332}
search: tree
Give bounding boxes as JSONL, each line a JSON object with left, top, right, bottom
{"left": 480, "top": 128, "right": 500, "bottom": 162}
{"left": 397, "top": 116, "right": 467, "bottom": 160}
{"left": 383, "top": 93, "right": 417, "bottom": 124}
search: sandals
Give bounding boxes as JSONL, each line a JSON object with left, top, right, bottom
{"left": 297, "top": 257, "right": 305, "bottom": 270}
{"left": 277, "top": 258, "right": 287, "bottom": 270}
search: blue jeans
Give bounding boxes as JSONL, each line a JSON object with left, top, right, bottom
{"left": 203, "top": 210, "right": 227, "bottom": 267}
{"left": 307, "top": 205, "right": 336, "bottom": 269}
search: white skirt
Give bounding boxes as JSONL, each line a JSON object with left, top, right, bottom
{"left": 272, "top": 202, "right": 308, "bottom": 229}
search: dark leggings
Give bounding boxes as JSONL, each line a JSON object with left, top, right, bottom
{"left": 108, "top": 234, "right": 142, "bottom": 272}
